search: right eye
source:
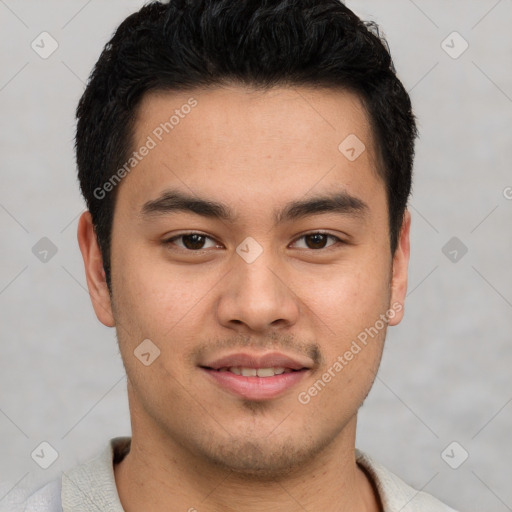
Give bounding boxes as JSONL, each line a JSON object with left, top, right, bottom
{"left": 162, "top": 232, "right": 222, "bottom": 251}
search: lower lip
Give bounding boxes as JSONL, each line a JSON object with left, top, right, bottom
{"left": 202, "top": 368, "right": 308, "bottom": 401}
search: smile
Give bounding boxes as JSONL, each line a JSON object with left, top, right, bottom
{"left": 216, "top": 366, "right": 296, "bottom": 377}
{"left": 199, "top": 351, "right": 313, "bottom": 400}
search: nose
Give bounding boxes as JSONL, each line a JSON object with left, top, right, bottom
{"left": 216, "top": 249, "right": 300, "bottom": 334}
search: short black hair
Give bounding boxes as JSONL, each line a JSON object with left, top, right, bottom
{"left": 76, "top": 0, "right": 417, "bottom": 291}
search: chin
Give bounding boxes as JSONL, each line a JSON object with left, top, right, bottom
{"left": 191, "top": 428, "right": 336, "bottom": 481}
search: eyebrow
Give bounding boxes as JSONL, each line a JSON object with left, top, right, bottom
{"left": 140, "top": 188, "right": 369, "bottom": 225}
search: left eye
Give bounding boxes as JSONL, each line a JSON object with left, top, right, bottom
{"left": 165, "top": 233, "right": 219, "bottom": 250}
{"left": 291, "top": 233, "right": 341, "bottom": 250}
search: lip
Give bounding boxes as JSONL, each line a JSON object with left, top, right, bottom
{"left": 201, "top": 351, "right": 313, "bottom": 371}
{"left": 199, "top": 351, "right": 313, "bottom": 401}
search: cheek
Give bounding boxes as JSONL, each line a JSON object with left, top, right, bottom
{"left": 110, "top": 259, "right": 201, "bottom": 400}
{"left": 112, "top": 242, "right": 196, "bottom": 325}
{"left": 302, "top": 257, "right": 391, "bottom": 338}
{"left": 295, "top": 268, "right": 390, "bottom": 415}
{"left": 110, "top": 246, "right": 219, "bottom": 380}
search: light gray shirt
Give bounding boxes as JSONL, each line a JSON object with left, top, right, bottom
{"left": 18, "top": 437, "right": 458, "bottom": 511}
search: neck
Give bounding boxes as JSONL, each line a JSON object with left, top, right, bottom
{"left": 114, "top": 422, "right": 380, "bottom": 512}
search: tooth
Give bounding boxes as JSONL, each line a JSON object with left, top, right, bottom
{"left": 227, "top": 367, "right": 290, "bottom": 377}
{"left": 256, "top": 368, "right": 275, "bottom": 377}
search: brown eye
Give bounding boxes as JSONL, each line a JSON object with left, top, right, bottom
{"left": 305, "top": 233, "right": 329, "bottom": 249}
{"left": 164, "top": 233, "right": 218, "bottom": 251}
{"left": 181, "top": 234, "right": 207, "bottom": 250}
{"left": 292, "top": 232, "right": 341, "bottom": 250}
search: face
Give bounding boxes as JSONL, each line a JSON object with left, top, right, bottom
{"left": 79, "top": 85, "right": 410, "bottom": 477}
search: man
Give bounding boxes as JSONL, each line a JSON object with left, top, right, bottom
{"left": 23, "top": 0, "right": 458, "bottom": 510}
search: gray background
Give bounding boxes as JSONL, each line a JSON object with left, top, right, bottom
{"left": 1, "top": 1, "right": 511, "bottom": 510}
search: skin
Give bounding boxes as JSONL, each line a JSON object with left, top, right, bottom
{"left": 78, "top": 85, "right": 411, "bottom": 512}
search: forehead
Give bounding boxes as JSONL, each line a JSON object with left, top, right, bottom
{"left": 134, "top": 84, "right": 375, "bottom": 157}
{"left": 118, "top": 85, "right": 385, "bottom": 221}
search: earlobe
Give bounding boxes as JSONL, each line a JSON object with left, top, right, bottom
{"left": 388, "top": 210, "right": 411, "bottom": 327}
{"left": 77, "top": 211, "right": 115, "bottom": 327}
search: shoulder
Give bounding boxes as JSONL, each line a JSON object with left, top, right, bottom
{"left": 5, "top": 436, "right": 129, "bottom": 512}
{"left": 4, "top": 479, "right": 63, "bottom": 512}
{"left": 356, "top": 450, "right": 459, "bottom": 512}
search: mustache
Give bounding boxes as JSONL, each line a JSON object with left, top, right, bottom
{"left": 189, "top": 332, "right": 323, "bottom": 367}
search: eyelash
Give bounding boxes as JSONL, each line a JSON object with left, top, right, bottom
{"left": 162, "top": 231, "right": 345, "bottom": 252}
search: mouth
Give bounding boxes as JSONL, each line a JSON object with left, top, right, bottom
{"left": 212, "top": 366, "right": 298, "bottom": 377}
{"left": 199, "top": 352, "right": 312, "bottom": 401}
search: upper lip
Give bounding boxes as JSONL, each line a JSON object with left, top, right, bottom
{"left": 201, "top": 351, "right": 313, "bottom": 371}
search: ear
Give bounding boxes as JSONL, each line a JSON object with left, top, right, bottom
{"left": 388, "top": 209, "right": 411, "bottom": 326}
{"left": 77, "top": 211, "right": 115, "bottom": 327}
